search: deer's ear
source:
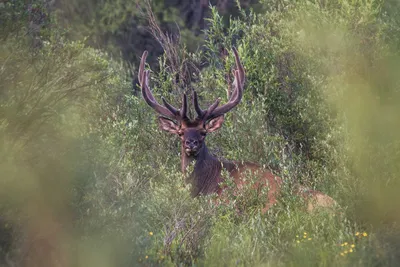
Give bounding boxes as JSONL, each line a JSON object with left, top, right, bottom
{"left": 205, "top": 116, "right": 224, "bottom": 133}
{"left": 158, "top": 117, "right": 179, "bottom": 134}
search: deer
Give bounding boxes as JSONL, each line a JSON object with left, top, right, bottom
{"left": 138, "top": 48, "right": 336, "bottom": 213}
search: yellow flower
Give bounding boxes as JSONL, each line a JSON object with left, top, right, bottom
{"left": 344, "top": 250, "right": 348, "bottom": 254}
{"left": 355, "top": 232, "right": 360, "bottom": 236}
{"left": 363, "top": 232, "right": 368, "bottom": 237}
{"left": 351, "top": 244, "right": 355, "bottom": 248}
{"left": 349, "top": 249, "right": 353, "bottom": 253}
{"left": 340, "top": 253, "right": 345, "bottom": 256}
{"left": 344, "top": 242, "right": 348, "bottom": 246}
{"left": 145, "top": 255, "right": 149, "bottom": 259}
{"left": 296, "top": 240, "right": 300, "bottom": 243}
{"left": 304, "top": 232, "right": 307, "bottom": 235}
{"left": 303, "top": 235, "right": 307, "bottom": 239}
{"left": 296, "top": 235, "right": 299, "bottom": 238}
{"left": 341, "top": 243, "right": 345, "bottom": 247}
{"left": 308, "top": 238, "right": 312, "bottom": 241}
{"left": 149, "top": 232, "right": 153, "bottom": 236}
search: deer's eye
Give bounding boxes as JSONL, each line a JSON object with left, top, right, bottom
{"left": 200, "top": 131, "right": 207, "bottom": 136}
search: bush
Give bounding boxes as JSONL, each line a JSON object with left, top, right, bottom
{"left": 1, "top": 0, "right": 400, "bottom": 266}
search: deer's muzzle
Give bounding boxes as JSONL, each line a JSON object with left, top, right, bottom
{"left": 184, "top": 139, "right": 200, "bottom": 156}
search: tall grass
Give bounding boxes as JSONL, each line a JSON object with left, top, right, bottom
{"left": 1, "top": 0, "right": 400, "bottom": 266}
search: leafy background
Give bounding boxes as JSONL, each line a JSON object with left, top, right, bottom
{"left": 1, "top": 0, "right": 400, "bottom": 266}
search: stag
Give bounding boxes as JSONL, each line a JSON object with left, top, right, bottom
{"left": 138, "top": 48, "right": 335, "bottom": 213}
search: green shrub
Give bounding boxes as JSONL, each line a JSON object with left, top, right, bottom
{"left": 2, "top": 0, "right": 400, "bottom": 266}
{"left": 79, "top": 1, "right": 400, "bottom": 266}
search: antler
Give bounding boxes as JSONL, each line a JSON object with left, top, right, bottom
{"left": 138, "top": 51, "right": 188, "bottom": 121}
{"left": 193, "top": 47, "right": 245, "bottom": 121}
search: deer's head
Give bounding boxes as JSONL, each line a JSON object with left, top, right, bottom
{"left": 138, "top": 48, "right": 245, "bottom": 157}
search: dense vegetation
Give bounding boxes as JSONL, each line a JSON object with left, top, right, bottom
{"left": 1, "top": 0, "right": 400, "bottom": 266}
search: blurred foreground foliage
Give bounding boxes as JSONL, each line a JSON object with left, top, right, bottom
{"left": 1, "top": 0, "right": 400, "bottom": 266}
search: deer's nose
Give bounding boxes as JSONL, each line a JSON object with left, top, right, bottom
{"left": 185, "top": 139, "right": 199, "bottom": 149}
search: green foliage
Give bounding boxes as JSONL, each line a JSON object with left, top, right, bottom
{"left": 55, "top": 0, "right": 203, "bottom": 64}
{"left": 1, "top": 0, "right": 400, "bottom": 266}
{"left": 0, "top": 2, "right": 133, "bottom": 264}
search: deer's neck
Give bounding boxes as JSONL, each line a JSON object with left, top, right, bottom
{"left": 181, "top": 144, "right": 226, "bottom": 197}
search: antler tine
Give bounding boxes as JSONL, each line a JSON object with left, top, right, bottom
{"left": 193, "top": 91, "right": 203, "bottom": 117}
{"left": 203, "top": 98, "right": 221, "bottom": 119}
{"left": 193, "top": 91, "right": 221, "bottom": 120}
{"left": 139, "top": 51, "right": 183, "bottom": 120}
{"left": 202, "top": 47, "right": 245, "bottom": 121}
{"left": 161, "top": 97, "right": 179, "bottom": 116}
{"left": 232, "top": 46, "right": 245, "bottom": 88}
{"left": 221, "top": 47, "right": 244, "bottom": 102}
{"left": 162, "top": 93, "right": 188, "bottom": 119}
{"left": 180, "top": 93, "right": 188, "bottom": 118}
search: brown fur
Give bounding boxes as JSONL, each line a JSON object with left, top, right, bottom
{"left": 181, "top": 137, "right": 335, "bottom": 213}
